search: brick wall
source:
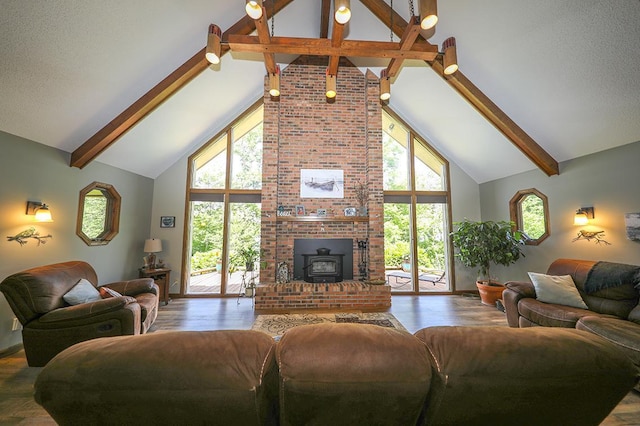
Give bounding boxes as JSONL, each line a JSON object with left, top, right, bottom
{"left": 258, "top": 56, "right": 388, "bottom": 311}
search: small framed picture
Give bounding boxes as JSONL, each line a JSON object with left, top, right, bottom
{"left": 344, "top": 207, "right": 357, "bottom": 217}
{"left": 295, "top": 205, "right": 306, "bottom": 216}
{"left": 317, "top": 208, "right": 327, "bottom": 217}
{"left": 160, "top": 216, "right": 175, "bottom": 228}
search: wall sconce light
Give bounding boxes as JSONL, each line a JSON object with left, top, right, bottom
{"left": 26, "top": 201, "right": 53, "bottom": 222}
{"left": 442, "top": 37, "right": 458, "bottom": 75}
{"left": 573, "top": 207, "right": 594, "bottom": 226}
{"left": 245, "top": 0, "right": 263, "bottom": 20}
{"left": 334, "top": 0, "right": 351, "bottom": 25}
{"left": 206, "top": 24, "right": 223, "bottom": 65}
{"left": 144, "top": 238, "right": 163, "bottom": 270}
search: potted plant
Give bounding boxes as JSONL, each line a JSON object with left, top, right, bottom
{"left": 238, "top": 246, "right": 260, "bottom": 272}
{"left": 450, "top": 219, "right": 526, "bottom": 306}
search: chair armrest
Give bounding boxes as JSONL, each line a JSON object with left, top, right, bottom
{"left": 505, "top": 280, "right": 536, "bottom": 297}
{"left": 105, "top": 278, "right": 157, "bottom": 297}
{"left": 503, "top": 281, "right": 536, "bottom": 328}
{"left": 39, "top": 296, "right": 137, "bottom": 323}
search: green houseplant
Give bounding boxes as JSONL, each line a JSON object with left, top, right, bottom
{"left": 450, "top": 219, "right": 526, "bottom": 305}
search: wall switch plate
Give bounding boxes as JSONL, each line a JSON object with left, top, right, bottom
{"left": 12, "top": 318, "right": 20, "bottom": 331}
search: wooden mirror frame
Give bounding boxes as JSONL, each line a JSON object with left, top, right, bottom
{"left": 76, "top": 182, "right": 121, "bottom": 246}
{"left": 509, "top": 188, "right": 550, "bottom": 246}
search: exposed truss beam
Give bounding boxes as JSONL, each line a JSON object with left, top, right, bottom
{"left": 384, "top": 16, "right": 421, "bottom": 78}
{"left": 227, "top": 35, "right": 437, "bottom": 60}
{"left": 253, "top": 9, "right": 277, "bottom": 74}
{"left": 327, "top": 22, "right": 346, "bottom": 75}
{"left": 70, "top": 0, "right": 294, "bottom": 169}
{"left": 360, "top": 0, "right": 559, "bottom": 176}
{"left": 320, "top": 0, "right": 331, "bottom": 38}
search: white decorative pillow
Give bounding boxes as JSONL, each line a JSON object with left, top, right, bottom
{"left": 63, "top": 278, "right": 102, "bottom": 305}
{"left": 528, "top": 272, "right": 588, "bottom": 309}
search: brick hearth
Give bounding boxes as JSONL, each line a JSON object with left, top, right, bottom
{"left": 255, "top": 282, "right": 391, "bottom": 312}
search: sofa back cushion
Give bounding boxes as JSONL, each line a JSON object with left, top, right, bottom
{"left": 276, "top": 323, "right": 431, "bottom": 425}
{"left": 547, "top": 258, "right": 639, "bottom": 318}
{"left": 0, "top": 261, "right": 98, "bottom": 324}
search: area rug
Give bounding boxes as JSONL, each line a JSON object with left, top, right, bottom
{"left": 251, "top": 312, "right": 407, "bottom": 338}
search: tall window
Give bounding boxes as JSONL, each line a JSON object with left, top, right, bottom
{"left": 184, "top": 102, "right": 263, "bottom": 296}
{"left": 382, "top": 109, "right": 451, "bottom": 293}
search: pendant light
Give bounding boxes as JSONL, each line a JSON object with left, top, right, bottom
{"left": 419, "top": 0, "right": 438, "bottom": 30}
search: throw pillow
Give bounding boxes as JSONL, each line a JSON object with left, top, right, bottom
{"left": 99, "top": 286, "right": 122, "bottom": 299}
{"left": 528, "top": 272, "right": 588, "bottom": 309}
{"left": 63, "top": 278, "right": 102, "bottom": 305}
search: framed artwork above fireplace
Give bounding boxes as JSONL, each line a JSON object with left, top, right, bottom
{"left": 300, "top": 169, "right": 344, "bottom": 198}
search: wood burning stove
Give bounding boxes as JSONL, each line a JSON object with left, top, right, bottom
{"left": 302, "top": 248, "right": 344, "bottom": 283}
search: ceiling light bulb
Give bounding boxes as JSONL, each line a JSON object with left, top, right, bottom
{"left": 334, "top": 0, "right": 351, "bottom": 24}
{"left": 419, "top": 0, "right": 438, "bottom": 30}
{"left": 246, "top": 0, "right": 263, "bottom": 20}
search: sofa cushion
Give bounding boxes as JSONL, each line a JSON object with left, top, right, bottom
{"left": 528, "top": 272, "right": 588, "bottom": 309}
{"left": 414, "top": 326, "right": 637, "bottom": 426}
{"left": 276, "top": 323, "right": 431, "bottom": 426}
{"left": 63, "top": 279, "right": 101, "bottom": 305}
{"left": 576, "top": 316, "right": 640, "bottom": 367}
{"left": 518, "top": 298, "right": 598, "bottom": 328}
{"left": 34, "top": 330, "right": 278, "bottom": 425}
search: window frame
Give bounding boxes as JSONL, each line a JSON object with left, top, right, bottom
{"left": 509, "top": 188, "right": 550, "bottom": 245}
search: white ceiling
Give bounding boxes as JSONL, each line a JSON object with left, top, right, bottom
{"left": 1, "top": 0, "right": 639, "bottom": 183}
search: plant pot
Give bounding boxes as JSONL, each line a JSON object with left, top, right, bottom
{"left": 476, "top": 280, "right": 505, "bottom": 307}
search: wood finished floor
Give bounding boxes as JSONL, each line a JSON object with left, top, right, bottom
{"left": 1, "top": 294, "right": 638, "bottom": 424}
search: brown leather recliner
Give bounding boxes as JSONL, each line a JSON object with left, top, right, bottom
{"left": 0, "top": 260, "right": 159, "bottom": 366}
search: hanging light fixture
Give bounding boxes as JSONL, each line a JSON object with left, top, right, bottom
{"left": 269, "top": 65, "right": 281, "bottom": 99}
{"left": 419, "top": 0, "right": 438, "bottom": 30}
{"left": 326, "top": 70, "right": 337, "bottom": 100}
{"left": 379, "top": 69, "right": 391, "bottom": 101}
{"left": 334, "top": 0, "right": 351, "bottom": 24}
{"left": 205, "top": 24, "right": 222, "bottom": 64}
{"left": 245, "top": 0, "right": 263, "bottom": 20}
{"left": 442, "top": 37, "right": 458, "bottom": 75}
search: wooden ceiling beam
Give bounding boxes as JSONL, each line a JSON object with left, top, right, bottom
{"left": 360, "top": 0, "right": 559, "bottom": 176}
{"left": 253, "top": 8, "right": 277, "bottom": 74}
{"left": 70, "top": 0, "right": 294, "bottom": 169}
{"left": 384, "top": 16, "right": 421, "bottom": 78}
{"left": 227, "top": 35, "right": 438, "bottom": 60}
{"left": 320, "top": 0, "right": 331, "bottom": 38}
{"left": 327, "top": 22, "right": 346, "bottom": 75}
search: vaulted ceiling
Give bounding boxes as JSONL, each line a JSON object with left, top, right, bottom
{"left": 2, "top": 1, "right": 639, "bottom": 183}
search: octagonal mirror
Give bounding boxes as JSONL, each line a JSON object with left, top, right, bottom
{"left": 76, "top": 182, "right": 121, "bottom": 246}
{"left": 509, "top": 188, "right": 549, "bottom": 245}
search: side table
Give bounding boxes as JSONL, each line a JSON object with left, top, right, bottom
{"left": 139, "top": 268, "right": 171, "bottom": 305}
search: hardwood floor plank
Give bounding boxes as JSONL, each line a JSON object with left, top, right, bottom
{"left": 1, "top": 295, "right": 638, "bottom": 424}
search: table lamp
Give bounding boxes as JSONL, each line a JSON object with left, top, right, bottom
{"left": 144, "top": 238, "right": 162, "bottom": 269}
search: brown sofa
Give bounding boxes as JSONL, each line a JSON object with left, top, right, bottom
{"left": 503, "top": 258, "right": 640, "bottom": 389}
{"left": 34, "top": 323, "right": 636, "bottom": 425}
{"left": 0, "top": 260, "right": 158, "bottom": 366}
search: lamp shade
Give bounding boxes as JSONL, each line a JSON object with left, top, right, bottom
{"left": 144, "top": 238, "right": 162, "bottom": 253}
{"left": 419, "top": 0, "right": 438, "bottom": 30}
{"left": 246, "top": 0, "right": 263, "bottom": 20}
{"left": 35, "top": 205, "right": 53, "bottom": 222}
{"left": 206, "top": 24, "right": 222, "bottom": 64}
{"left": 574, "top": 212, "right": 589, "bottom": 226}
{"left": 334, "top": 0, "right": 351, "bottom": 25}
{"left": 442, "top": 37, "right": 458, "bottom": 75}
